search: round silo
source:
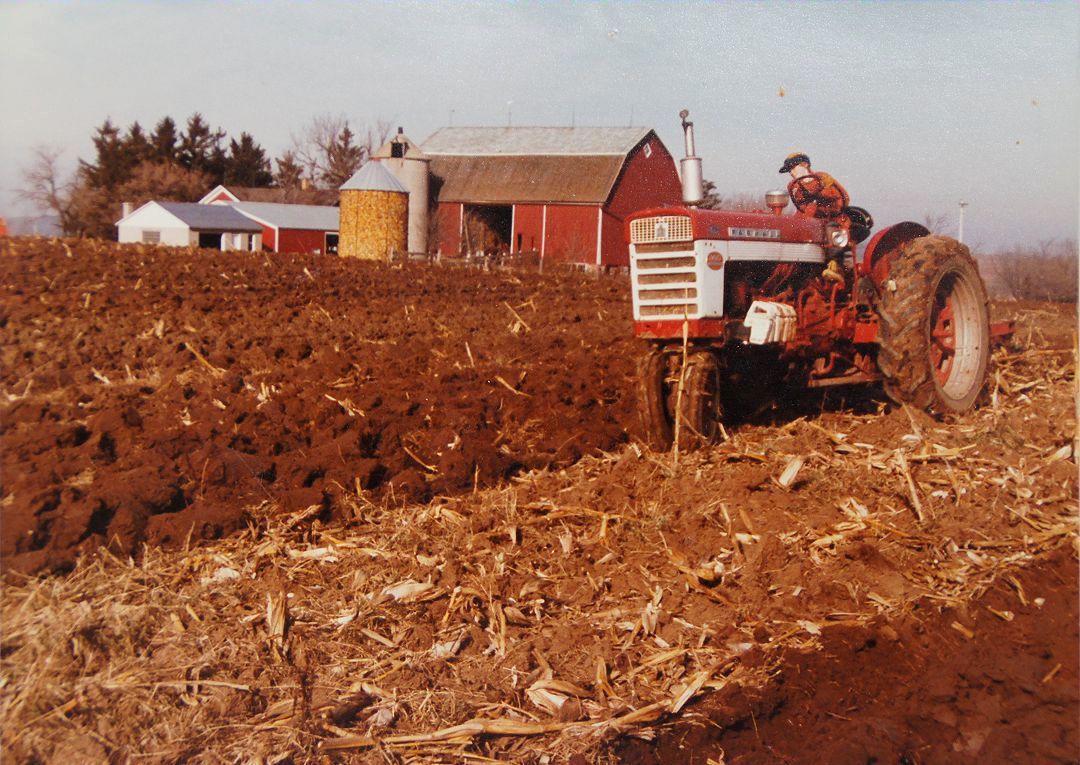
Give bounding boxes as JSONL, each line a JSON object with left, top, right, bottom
{"left": 373, "top": 128, "right": 430, "bottom": 255}
{"left": 338, "top": 162, "right": 409, "bottom": 260}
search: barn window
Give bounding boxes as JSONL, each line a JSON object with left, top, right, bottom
{"left": 391, "top": 142, "right": 405, "bottom": 159}
{"left": 643, "top": 143, "right": 653, "bottom": 158}
{"left": 142, "top": 230, "right": 160, "bottom": 244}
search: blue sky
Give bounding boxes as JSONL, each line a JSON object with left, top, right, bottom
{"left": 1, "top": 1, "right": 1077, "bottom": 251}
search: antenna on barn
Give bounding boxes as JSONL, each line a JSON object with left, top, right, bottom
{"left": 507, "top": 100, "right": 513, "bottom": 127}
{"left": 449, "top": 108, "right": 454, "bottom": 127}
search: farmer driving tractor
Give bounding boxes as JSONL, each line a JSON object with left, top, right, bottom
{"left": 780, "top": 152, "right": 870, "bottom": 283}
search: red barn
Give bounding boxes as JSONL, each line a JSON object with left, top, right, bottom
{"left": 422, "top": 127, "right": 682, "bottom": 267}
{"left": 231, "top": 202, "right": 340, "bottom": 255}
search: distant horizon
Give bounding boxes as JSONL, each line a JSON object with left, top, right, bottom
{"left": 2, "top": 1, "right": 1077, "bottom": 252}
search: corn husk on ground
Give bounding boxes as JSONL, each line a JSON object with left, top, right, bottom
{"left": 3, "top": 322, "right": 1076, "bottom": 764}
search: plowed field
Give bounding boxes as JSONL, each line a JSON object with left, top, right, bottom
{"left": 1, "top": 238, "right": 1076, "bottom": 764}
{"left": 1, "top": 239, "right": 637, "bottom": 574}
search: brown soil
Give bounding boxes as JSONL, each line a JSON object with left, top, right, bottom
{"left": 1, "top": 238, "right": 1076, "bottom": 764}
{"left": 618, "top": 550, "right": 1079, "bottom": 765}
{"left": 0, "top": 238, "right": 637, "bottom": 574}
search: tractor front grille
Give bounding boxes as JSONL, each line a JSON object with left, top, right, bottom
{"left": 633, "top": 249, "right": 699, "bottom": 319}
{"left": 638, "top": 287, "right": 698, "bottom": 301}
{"left": 639, "top": 303, "right": 697, "bottom": 317}
{"left": 630, "top": 215, "right": 693, "bottom": 245}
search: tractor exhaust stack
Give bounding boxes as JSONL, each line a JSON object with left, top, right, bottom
{"left": 679, "top": 109, "right": 704, "bottom": 206}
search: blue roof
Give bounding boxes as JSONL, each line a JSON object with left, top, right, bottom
{"left": 158, "top": 202, "right": 263, "bottom": 232}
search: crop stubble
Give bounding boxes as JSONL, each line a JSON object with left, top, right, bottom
{"left": 0, "top": 238, "right": 1076, "bottom": 763}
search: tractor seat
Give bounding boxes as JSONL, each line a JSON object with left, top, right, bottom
{"left": 844, "top": 206, "right": 873, "bottom": 244}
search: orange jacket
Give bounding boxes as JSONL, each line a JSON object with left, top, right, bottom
{"left": 788, "top": 172, "right": 850, "bottom": 220}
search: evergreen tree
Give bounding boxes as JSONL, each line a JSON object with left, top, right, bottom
{"left": 178, "top": 113, "right": 225, "bottom": 176}
{"left": 125, "top": 121, "right": 152, "bottom": 166}
{"left": 321, "top": 124, "right": 364, "bottom": 189}
{"left": 224, "top": 132, "right": 273, "bottom": 187}
{"left": 80, "top": 118, "right": 129, "bottom": 191}
{"left": 274, "top": 150, "right": 305, "bottom": 188}
{"left": 205, "top": 143, "right": 227, "bottom": 187}
{"left": 151, "top": 116, "right": 179, "bottom": 163}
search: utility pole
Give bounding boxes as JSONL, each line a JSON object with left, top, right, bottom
{"left": 958, "top": 200, "right": 969, "bottom": 244}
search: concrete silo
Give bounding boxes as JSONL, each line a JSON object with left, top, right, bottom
{"left": 338, "top": 162, "right": 409, "bottom": 260}
{"left": 373, "top": 128, "right": 430, "bottom": 255}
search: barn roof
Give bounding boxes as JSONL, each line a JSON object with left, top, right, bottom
{"left": 157, "top": 202, "right": 262, "bottom": 232}
{"left": 232, "top": 202, "right": 339, "bottom": 232}
{"left": 428, "top": 155, "right": 628, "bottom": 205}
{"left": 340, "top": 161, "right": 408, "bottom": 193}
{"left": 200, "top": 185, "right": 340, "bottom": 206}
{"left": 420, "top": 127, "right": 660, "bottom": 205}
{"left": 422, "top": 126, "right": 653, "bottom": 157}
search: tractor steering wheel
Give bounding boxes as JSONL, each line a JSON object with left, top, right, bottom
{"left": 789, "top": 175, "right": 824, "bottom": 213}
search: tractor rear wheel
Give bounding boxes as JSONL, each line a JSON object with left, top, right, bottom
{"left": 675, "top": 351, "right": 723, "bottom": 450}
{"left": 877, "top": 235, "right": 990, "bottom": 414}
{"left": 637, "top": 349, "right": 673, "bottom": 448}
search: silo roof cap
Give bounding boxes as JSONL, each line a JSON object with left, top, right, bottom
{"left": 340, "top": 161, "right": 408, "bottom": 193}
{"left": 372, "top": 133, "right": 429, "bottom": 161}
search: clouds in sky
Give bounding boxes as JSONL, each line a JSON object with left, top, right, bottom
{"left": 1, "top": 1, "right": 1076, "bottom": 248}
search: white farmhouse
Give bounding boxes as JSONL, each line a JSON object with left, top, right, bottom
{"left": 116, "top": 201, "right": 263, "bottom": 251}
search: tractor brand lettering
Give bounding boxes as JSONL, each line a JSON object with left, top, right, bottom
{"left": 728, "top": 227, "right": 781, "bottom": 240}
{"left": 706, "top": 251, "right": 724, "bottom": 270}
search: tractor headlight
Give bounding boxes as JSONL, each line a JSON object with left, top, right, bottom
{"left": 827, "top": 225, "right": 850, "bottom": 249}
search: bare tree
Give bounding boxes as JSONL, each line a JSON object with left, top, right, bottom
{"left": 987, "top": 238, "right": 1078, "bottom": 302}
{"left": 699, "top": 181, "right": 762, "bottom": 211}
{"left": 362, "top": 119, "right": 394, "bottom": 159}
{"left": 291, "top": 114, "right": 393, "bottom": 188}
{"left": 116, "top": 161, "right": 210, "bottom": 209}
{"left": 19, "top": 145, "right": 80, "bottom": 234}
{"left": 921, "top": 211, "right": 953, "bottom": 235}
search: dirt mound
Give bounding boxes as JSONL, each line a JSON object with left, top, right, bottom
{"left": 1, "top": 238, "right": 639, "bottom": 573}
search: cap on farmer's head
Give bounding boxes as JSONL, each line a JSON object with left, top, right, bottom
{"left": 779, "top": 153, "right": 811, "bottom": 173}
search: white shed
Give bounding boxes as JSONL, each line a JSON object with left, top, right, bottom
{"left": 116, "top": 201, "right": 263, "bottom": 250}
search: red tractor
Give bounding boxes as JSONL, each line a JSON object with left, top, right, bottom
{"left": 629, "top": 112, "right": 1007, "bottom": 448}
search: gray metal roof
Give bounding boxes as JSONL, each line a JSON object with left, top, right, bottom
{"left": 339, "top": 162, "right": 408, "bottom": 192}
{"left": 158, "top": 202, "right": 263, "bottom": 232}
{"left": 232, "top": 202, "right": 339, "bottom": 231}
{"left": 421, "top": 127, "right": 653, "bottom": 157}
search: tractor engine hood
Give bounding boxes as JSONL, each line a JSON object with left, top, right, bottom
{"left": 625, "top": 207, "right": 825, "bottom": 247}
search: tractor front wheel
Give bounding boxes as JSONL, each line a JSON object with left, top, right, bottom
{"left": 877, "top": 235, "right": 990, "bottom": 414}
{"left": 675, "top": 351, "right": 723, "bottom": 450}
{"left": 637, "top": 349, "right": 673, "bottom": 449}
{"left": 636, "top": 349, "right": 724, "bottom": 450}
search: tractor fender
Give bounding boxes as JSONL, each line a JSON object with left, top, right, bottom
{"left": 858, "top": 221, "right": 930, "bottom": 287}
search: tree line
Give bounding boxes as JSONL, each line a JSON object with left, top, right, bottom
{"left": 20, "top": 113, "right": 389, "bottom": 239}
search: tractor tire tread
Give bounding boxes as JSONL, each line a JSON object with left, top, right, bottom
{"left": 876, "top": 235, "right": 989, "bottom": 416}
